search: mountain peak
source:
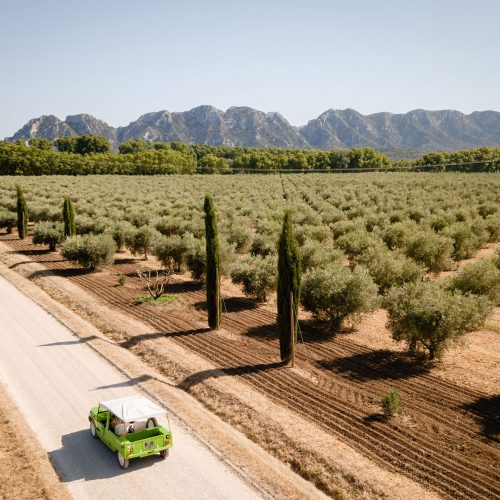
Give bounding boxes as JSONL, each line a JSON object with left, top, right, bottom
{"left": 6, "top": 107, "right": 500, "bottom": 151}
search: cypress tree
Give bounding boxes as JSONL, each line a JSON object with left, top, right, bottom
{"left": 16, "top": 185, "right": 28, "bottom": 240}
{"left": 277, "top": 210, "right": 301, "bottom": 363}
{"left": 62, "top": 196, "right": 76, "bottom": 237}
{"left": 204, "top": 194, "right": 221, "bottom": 330}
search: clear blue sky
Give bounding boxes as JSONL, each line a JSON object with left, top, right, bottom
{"left": 1, "top": 0, "right": 499, "bottom": 138}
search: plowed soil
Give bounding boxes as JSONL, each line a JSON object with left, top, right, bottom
{"left": 3, "top": 234, "right": 499, "bottom": 500}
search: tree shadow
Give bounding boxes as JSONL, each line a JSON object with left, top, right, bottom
{"left": 317, "top": 350, "right": 429, "bottom": 381}
{"left": 49, "top": 429, "right": 163, "bottom": 481}
{"left": 119, "top": 328, "right": 211, "bottom": 349}
{"left": 28, "top": 267, "right": 88, "bottom": 279}
{"left": 297, "top": 319, "right": 351, "bottom": 344}
{"left": 221, "top": 297, "right": 258, "bottom": 312}
{"left": 114, "top": 258, "right": 140, "bottom": 265}
{"left": 244, "top": 323, "right": 277, "bottom": 339}
{"left": 93, "top": 374, "right": 153, "bottom": 390}
{"left": 165, "top": 280, "right": 203, "bottom": 294}
{"left": 38, "top": 335, "right": 98, "bottom": 347}
{"left": 463, "top": 395, "right": 500, "bottom": 442}
{"left": 363, "top": 413, "right": 386, "bottom": 425}
{"left": 8, "top": 248, "right": 48, "bottom": 256}
{"left": 177, "top": 361, "right": 284, "bottom": 391}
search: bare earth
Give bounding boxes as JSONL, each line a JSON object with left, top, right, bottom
{"left": 0, "top": 275, "right": 260, "bottom": 500}
{"left": 0, "top": 240, "right": 434, "bottom": 500}
{"left": 1, "top": 234, "right": 499, "bottom": 499}
{"left": 0, "top": 382, "right": 70, "bottom": 500}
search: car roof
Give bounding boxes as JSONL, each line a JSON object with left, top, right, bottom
{"left": 99, "top": 394, "right": 166, "bottom": 422}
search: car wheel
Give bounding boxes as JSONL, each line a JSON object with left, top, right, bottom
{"left": 146, "top": 417, "right": 158, "bottom": 429}
{"left": 90, "top": 421, "right": 97, "bottom": 439}
{"left": 118, "top": 452, "right": 129, "bottom": 469}
{"left": 159, "top": 448, "right": 169, "bottom": 459}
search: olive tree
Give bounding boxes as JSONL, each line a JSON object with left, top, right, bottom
{"left": 126, "top": 225, "right": 159, "bottom": 260}
{"left": 405, "top": 231, "right": 454, "bottom": 272}
{"left": 450, "top": 259, "right": 500, "bottom": 303}
{"left": 384, "top": 281, "right": 491, "bottom": 360}
{"left": 61, "top": 234, "right": 116, "bottom": 271}
{"left": 301, "top": 264, "right": 379, "bottom": 329}
{"left": 231, "top": 255, "right": 277, "bottom": 302}
{"left": 32, "top": 221, "right": 64, "bottom": 251}
{"left": 0, "top": 210, "right": 16, "bottom": 234}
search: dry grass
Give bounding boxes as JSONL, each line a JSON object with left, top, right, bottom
{"left": 0, "top": 384, "right": 70, "bottom": 500}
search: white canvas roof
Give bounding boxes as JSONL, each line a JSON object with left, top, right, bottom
{"left": 99, "top": 395, "right": 166, "bottom": 422}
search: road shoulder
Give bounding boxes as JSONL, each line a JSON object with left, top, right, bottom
{"left": 0, "top": 382, "right": 71, "bottom": 500}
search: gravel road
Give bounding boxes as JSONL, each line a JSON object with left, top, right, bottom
{"left": 0, "top": 276, "right": 260, "bottom": 500}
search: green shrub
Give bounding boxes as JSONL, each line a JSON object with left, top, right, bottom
{"left": 118, "top": 273, "right": 126, "bottom": 286}
{"left": 0, "top": 210, "right": 16, "bottom": 233}
{"left": 450, "top": 259, "right": 500, "bottom": 303}
{"left": 250, "top": 234, "right": 276, "bottom": 257}
{"left": 384, "top": 281, "right": 491, "bottom": 360}
{"left": 405, "top": 231, "right": 454, "bottom": 272}
{"left": 231, "top": 255, "right": 277, "bottom": 301}
{"left": 445, "top": 223, "right": 481, "bottom": 260}
{"left": 227, "top": 225, "right": 253, "bottom": 253}
{"left": 185, "top": 236, "right": 206, "bottom": 281}
{"left": 109, "top": 221, "right": 134, "bottom": 252}
{"left": 153, "top": 235, "right": 188, "bottom": 271}
{"left": 380, "top": 389, "right": 403, "bottom": 418}
{"left": 357, "top": 247, "right": 425, "bottom": 293}
{"left": 61, "top": 234, "right": 116, "bottom": 271}
{"left": 126, "top": 225, "right": 159, "bottom": 259}
{"left": 32, "top": 221, "right": 64, "bottom": 251}
{"left": 301, "top": 264, "right": 379, "bottom": 328}
{"left": 494, "top": 248, "right": 500, "bottom": 269}
{"left": 75, "top": 215, "right": 109, "bottom": 235}
{"left": 300, "top": 240, "right": 344, "bottom": 272}
{"left": 383, "top": 222, "right": 413, "bottom": 250}
{"left": 336, "top": 230, "right": 381, "bottom": 260}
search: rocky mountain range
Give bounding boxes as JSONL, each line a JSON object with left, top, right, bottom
{"left": 7, "top": 106, "right": 500, "bottom": 152}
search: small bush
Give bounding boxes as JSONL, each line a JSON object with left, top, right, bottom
{"left": 383, "top": 222, "right": 413, "bottom": 250}
{"left": 381, "top": 389, "right": 403, "bottom": 418}
{"left": 118, "top": 273, "right": 126, "bottom": 286}
{"left": 405, "top": 231, "right": 454, "bottom": 272}
{"left": 0, "top": 210, "right": 16, "bottom": 233}
{"left": 231, "top": 255, "right": 277, "bottom": 302}
{"left": 32, "top": 221, "right": 64, "bottom": 251}
{"left": 301, "top": 264, "right": 380, "bottom": 328}
{"left": 357, "top": 247, "right": 425, "bottom": 293}
{"left": 227, "top": 225, "right": 253, "bottom": 253}
{"left": 61, "top": 234, "right": 116, "bottom": 271}
{"left": 336, "top": 230, "right": 381, "bottom": 260}
{"left": 494, "top": 248, "right": 500, "bottom": 269}
{"left": 384, "top": 281, "right": 491, "bottom": 360}
{"left": 250, "top": 234, "right": 275, "bottom": 257}
{"left": 300, "top": 240, "right": 343, "bottom": 272}
{"left": 450, "top": 259, "right": 500, "bottom": 303}
{"left": 153, "top": 235, "right": 188, "bottom": 271}
{"left": 109, "top": 222, "right": 134, "bottom": 252}
{"left": 445, "top": 223, "right": 481, "bottom": 260}
{"left": 126, "top": 225, "right": 159, "bottom": 260}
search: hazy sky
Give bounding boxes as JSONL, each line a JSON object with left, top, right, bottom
{"left": 1, "top": 0, "right": 499, "bottom": 138}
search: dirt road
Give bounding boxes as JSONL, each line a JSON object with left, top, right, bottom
{"left": 0, "top": 275, "right": 261, "bottom": 500}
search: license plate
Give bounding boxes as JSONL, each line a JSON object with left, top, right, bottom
{"left": 144, "top": 441, "right": 154, "bottom": 450}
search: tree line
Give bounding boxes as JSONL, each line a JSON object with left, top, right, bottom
{"left": 0, "top": 135, "right": 499, "bottom": 175}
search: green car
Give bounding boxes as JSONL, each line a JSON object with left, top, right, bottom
{"left": 88, "top": 394, "right": 173, "bottom": 468}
